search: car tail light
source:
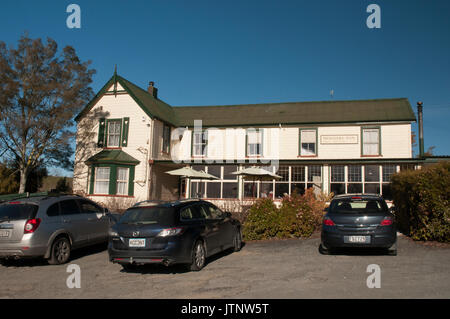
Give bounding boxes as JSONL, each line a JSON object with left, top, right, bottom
{"left": 323, "top": 217, "right": 335, "bottom": 226}
{"left": 24, "top": 218, "right": 41, "bottom": 234}
{"left": 156, "top": 227, "right": 184, "bottom": 237}
{"left": 380, "top": 217, "right": 393, "bottom": 226}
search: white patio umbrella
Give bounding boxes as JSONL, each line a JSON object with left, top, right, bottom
{"left": 230, "top": 166, "right": 282, "bottom": 198}
{"left": 165, "top": 166, "right": 219, "bottom": 198}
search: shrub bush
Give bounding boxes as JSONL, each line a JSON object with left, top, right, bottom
{"left": 242, "top": 198, "right": 279, "bottom": 240}
{"left": 391, "top": 162, "right": 450, "bottom": 242}
{"left": 242, "top": 188, "right": 329, "bottom": 240}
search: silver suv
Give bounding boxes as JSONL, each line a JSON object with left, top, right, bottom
{"left": 0, "top": 194, "right": 112, "bottom": 265}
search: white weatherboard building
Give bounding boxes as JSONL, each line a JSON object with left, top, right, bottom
{"left": 73, "top": 73, "right": 424, "bottom": 207}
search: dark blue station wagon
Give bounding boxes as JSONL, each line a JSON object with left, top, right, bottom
{"left": 108, "top": 199, "right": 242, "bottom": 271}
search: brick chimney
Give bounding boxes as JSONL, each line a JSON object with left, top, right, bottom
{"left": 148, "top": 81, "right": 158, "bottom": 99}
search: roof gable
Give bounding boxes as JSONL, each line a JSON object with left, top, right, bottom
{"left": 74, "top": 74, "right": 178, "bottom": 125}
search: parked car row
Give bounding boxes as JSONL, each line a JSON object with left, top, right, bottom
{"left": 0, "top": 194, "right": 243, "bottom": 271}
{"left": 0, "top": 193, "right": 396, "bottom": 271}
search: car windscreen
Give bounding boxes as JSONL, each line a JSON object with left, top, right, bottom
{"left": 119, "top": 206, "right": 175, "bottom": 226}
{"left": 0, "top": 204, "right": 39, "bottom": 221}
{"left": 329, "top": 198, "right": 389, "bottom": 214}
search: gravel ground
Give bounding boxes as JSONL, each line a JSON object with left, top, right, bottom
{"left": 0, "top": 235, "right": 449, "bottom": 299}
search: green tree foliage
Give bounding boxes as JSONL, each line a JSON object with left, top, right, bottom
{"left": 391, "top": 162, "right": 450, "bottom": 242}
{"left": 0, "top": 35, "right": 95, "bottom": 193}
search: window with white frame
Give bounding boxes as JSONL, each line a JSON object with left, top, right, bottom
{"left": 291, "top": 166, "right": 306, "bottom": 195}
{"left": 190, "top": 165, "right": 238, "bottom": 199}
{"left": 330, "top": 165, "right": 345, "bottom": 195}
{"left": 307, "top": 165, "right": 322, "bottom": 188}
{"left": 347, "top": 165, "right": 363, "bottom": 193}
{"left": 274, "top": 166, "right": 289, "bottom": 198}
{"left": 382, "top": 164, "right": 396, "bottom": 200}
{"left": 94, "top": 167, "right": 110, "bottom": 194}
{"left": 300, "top": 129, "right": 317, "bottom": 156}
{"left": 364, "top": 165, "right": 380, "bottom": 194}
{"left": 107, "top": 121, "right": 121, "bottom": 147}
{"left": 192, "top": 131, "right": 207, "bottom": 157}
{"left": 247, "top": 129, "right": 263, "bottom": 156}
{"left": 362, "top": 128, "right": 380, "bottom": 156}
{"left": 116, "top": 167, "right": 129, "bottom": 195}
{"left": 162, "top": 124, "right": 171, "bottom": 154}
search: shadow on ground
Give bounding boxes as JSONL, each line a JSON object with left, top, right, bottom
{"left": 0, "top": 242, "right": 108, "bottom": 268}
{"left": 318, "top": 246, "right": 393, "bottom": 256}
{"left": 119, "top": 243, "right": 246, "bottom": 274}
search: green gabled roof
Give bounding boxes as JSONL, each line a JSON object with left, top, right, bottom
{"left": 118, "top": 76, "right": 179, "bottom": 125}
{"left": 75, "top": 73, "right": 416, "bottom": 127}
{"left": 85, "top": 149, "right": 140, "bottom": 165}
{"left": 173, "top": 98, "right": 416, "bottom": 127}
{"left": 74, "top": 74, "right": 179, "bottom": 125}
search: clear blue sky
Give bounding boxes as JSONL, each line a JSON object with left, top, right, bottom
{"left": 1, "top": 0, "right": 449, "bottom": 175}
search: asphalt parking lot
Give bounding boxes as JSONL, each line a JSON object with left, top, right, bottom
{"left": 0, "top": 235, "right": 449, "bottom": 299}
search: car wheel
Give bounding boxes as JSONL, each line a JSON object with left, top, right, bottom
{"left": 319, "top": 243, "right": 331, "bottom": 255}
{"left": 189, "top": 240, "right": 206, "bottom": 271}
{"left": 48, "top": 237, "right": 71, "bottom": 265}
{"left": 233, "top": 229, "right": 242, "bottom": 252}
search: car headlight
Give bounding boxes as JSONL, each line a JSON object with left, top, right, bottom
{"left": 156, "top": 227, "right": 184, "bottom": 237}
{"left": 109, "top": 229, "right": 119, "bottom": 237}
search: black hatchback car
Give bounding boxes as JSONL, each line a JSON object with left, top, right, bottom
{"left": 320, "top": 194, "right": 397, "bottom": 255}
{"left": 108, "top": 199, "right": 242, "bottom": 271}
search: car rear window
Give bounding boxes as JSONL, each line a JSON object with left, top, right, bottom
{"left": 119, "top": 206, "right": 175, "bottom": 226}
{"left": 329, "top": 198, "right": 388, "bottom": 214}
{"left": 0, "top": 204, "right": 39, "bottom": 221}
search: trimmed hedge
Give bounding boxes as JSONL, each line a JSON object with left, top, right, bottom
{"left": 242, "top": 188, "right": 328, "bottom": 241}
{"left": 391, "top": 162, "right": 450, "bottom": 242}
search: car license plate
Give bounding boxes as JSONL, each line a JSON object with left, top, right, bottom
{"left": 0, "top": 230, "right": 11, "bottom": 238}
{"left": 346, "top": 236, "right": 371, "bottom": 244}
{"left": 129, "top": 238, "right": 146, "bottom": 248}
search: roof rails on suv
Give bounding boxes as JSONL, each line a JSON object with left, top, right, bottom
{"left": 132, "top": 198, "right": 202, "bottom": 208}
{"left": 0, "top": 191, "right": 83, "bottom": 203}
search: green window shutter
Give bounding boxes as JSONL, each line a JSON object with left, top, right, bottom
{"left": 122, "top": 117, "right": 130, "bottom": 147}
{"left": 109, "top": 165, "right": 117, "bottom": 195}
{"left": 97, "top": 118, "right": 106, "bottom": 148}
{"left": 89, "top": 166, "right": 96, "bottom": 194}
{"left": 128, "top": 166, "right": 135, "bottom": 196}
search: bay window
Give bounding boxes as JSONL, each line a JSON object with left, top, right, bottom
{"left": 94, "top": 167, "right": 110, "bottom": 195}
{"left": 116, "top": 167, "right": 129, "bottom": 195}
